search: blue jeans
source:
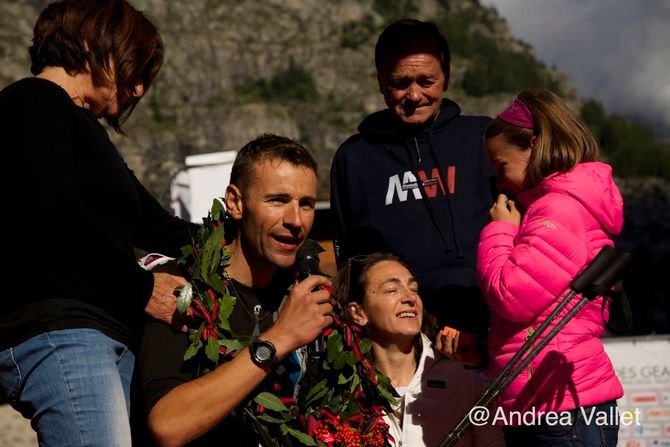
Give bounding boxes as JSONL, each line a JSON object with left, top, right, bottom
{"left": 503, "top": 401, "right": 619, "bottom": 447}
{"left": 0, "top": 329, "right": 134, "bottom": 447}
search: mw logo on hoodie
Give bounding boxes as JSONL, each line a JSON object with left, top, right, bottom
{"left": 385, "top": 167, "right": 456, "bottom": 205}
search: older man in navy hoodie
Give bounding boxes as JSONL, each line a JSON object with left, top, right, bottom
{"left": 330, "top": 19, "right": 496, "bottom": 365}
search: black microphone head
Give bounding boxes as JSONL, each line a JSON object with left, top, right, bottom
{"left": 296, "top": 244, "right": 321, "bottom": 279}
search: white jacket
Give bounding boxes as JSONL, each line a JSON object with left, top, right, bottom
{"left": 384, "top": 334, "right": 504, "bottom": 447}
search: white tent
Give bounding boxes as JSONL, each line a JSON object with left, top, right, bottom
{"left": 170, "top": 151, "right": 236, "bottom": 223}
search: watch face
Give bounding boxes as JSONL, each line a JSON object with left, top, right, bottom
{"left": 256, "top": 344, "right": 273, "bottom": 362}
{"left": 251, "top": 340, "right": 277, "bottom": 366}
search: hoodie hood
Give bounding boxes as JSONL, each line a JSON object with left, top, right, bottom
{"left": 357, "top": 98, "right": 462, "bottom": 137}
{"left": 518, "top": 162, "right": 623, "bottom": 235}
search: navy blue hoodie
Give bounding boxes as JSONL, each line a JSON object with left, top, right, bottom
{"left": 331, "top": 99, "right": 496, "bottom": 332}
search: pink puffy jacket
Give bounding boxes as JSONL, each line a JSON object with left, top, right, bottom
{"left": 477, "top": 162, "right": 624, "bottom": 415}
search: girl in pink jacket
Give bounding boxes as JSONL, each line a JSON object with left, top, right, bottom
{"left": 478, "top": 88, "right": 624, "bottom": 446}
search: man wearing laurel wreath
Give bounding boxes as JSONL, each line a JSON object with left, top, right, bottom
{"left": 137, "top": 135, "right": 334, "bottom": 446}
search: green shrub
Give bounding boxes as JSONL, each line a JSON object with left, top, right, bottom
{"left": 461, "top": 50, "right": 561, "bottom": 96}
{"left": 581, "top": 100, "right": 670, "bottom": 178}
{"left": 237, "top": 65, "right": 318, "bottom": 102}
{"left": 437, "top": 2, "right": 562, "bottom": 96}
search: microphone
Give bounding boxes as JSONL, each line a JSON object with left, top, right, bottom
{"left": 296, "top": 244, "right": 321, "bottom": 281}
{"left": 295, "top": 244, "right": 326, "bottom": 362}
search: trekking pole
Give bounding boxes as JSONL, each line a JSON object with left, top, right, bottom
{"left": 440, "top": 246, "right": 631, "bottom": 447}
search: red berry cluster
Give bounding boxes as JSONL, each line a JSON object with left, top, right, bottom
{"left": 362, "top": 427, "right": 388, "bottom": 447}
{"left": 309, "top": 413, "right": 391, "bottom": 447}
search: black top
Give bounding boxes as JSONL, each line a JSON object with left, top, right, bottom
{"left": 138, "top": 276, "right": 300, "bottom": 446}
{"left": 331, "top": 100, "right": 496, "bottom": 333}
{"left": 0, "top": 77, "right": 197, "bottom": 351}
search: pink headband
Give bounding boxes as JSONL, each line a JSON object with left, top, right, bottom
{"left": 498, "top": 98, "right": 534, "bottom": 129}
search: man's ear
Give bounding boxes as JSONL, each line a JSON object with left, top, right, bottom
{"left": 348, "top": 302, "right": 368, "bottom": 326}
{"left": 224, "top": 184, "right": 243, "bottom": 220}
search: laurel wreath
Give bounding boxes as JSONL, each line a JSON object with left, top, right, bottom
{"left": 174, "top": 199, "right": 396, "bottom": 446}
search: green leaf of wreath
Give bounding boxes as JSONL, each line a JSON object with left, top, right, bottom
{"left": 343, "top": 351, "right": 357, "bottom": 367}
{"left": 376, "top": 384, "right": 396, "bottom": 403}
{"left": 211, "top": 198, "right": 225, "bottom": 221}
{"left": 306, "top": 384, "right": 328, "bottom": 405}
{"left": 205, "top": 336, "right": 220, "bottom": 363}
{"left": 207, "top": 272, "right": 226, "bottom": 294}
{"left": 257, "top": 413, "right": 290, "bottom": 424}
{"left": 283, "top": 425, "right": 318, "bottom": 446}
{"left": 337, "top": 373, "right": 350, "bottom": 385}
{"left": 184, "top": 327, "right": 204, "bottom": 361}
{"left": 219, "top": 337, "right": 246, "bottom": 353}
{"left": 253, "top": 392, "right": 289, "bottom": 412}
{"left": 180, "top": 244, "right": 193, "bottom": 258}
{"left": 333, "top": 352, "right": 346, "bottom": 370}
{"left": 201, "top": 224, "right": 225, "bottom": 280}
{"left": 246, "top": 410, "right": 280, "bottom": 447}
{"left": 217, "top": 295, "right": 236, "bottom": 331}
{"left": 358, "top": 337, "right": 372, "bottom": 354}
{"left": 326, "top": 331, "right": 345, "bottom": 368}
{"left": 304, "top": 379, "right": 327, "bottom": 401}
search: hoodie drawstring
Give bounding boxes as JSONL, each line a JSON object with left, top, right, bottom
{"left": 427, "top": 131, "right": 464, "bottom": 258}
{"left": 413, "top": 137, "right": 422, "bottom": 165}
{"left": 409, "top": 135, "right": 459, "bottom": 256}
{"left": 407, "top": 131, "right": 463, "bottom": 258}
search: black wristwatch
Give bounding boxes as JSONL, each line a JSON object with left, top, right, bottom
{"left": 249, "top": 339, "right": 278, "bottom": 367}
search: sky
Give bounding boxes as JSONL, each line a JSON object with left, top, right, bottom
{"left": 480, "top": 0, "right": 670, "bottom": 139}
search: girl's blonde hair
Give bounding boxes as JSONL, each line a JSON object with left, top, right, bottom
{"left": 484, "top": 88, "right": 599, "bottom": 188}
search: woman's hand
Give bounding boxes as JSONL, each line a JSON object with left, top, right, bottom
{"left": 489, "top": 194, "right": 521, "bottom": 225}
{"left": 145, "top": 272, "right": 190, "bottom": 332}
{"left": 434, "top": 327, "right": 482, "bottom": 366}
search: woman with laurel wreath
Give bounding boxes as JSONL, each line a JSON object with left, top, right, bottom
{"left": 335, "top": 253, "right": 504, "bottom": 447}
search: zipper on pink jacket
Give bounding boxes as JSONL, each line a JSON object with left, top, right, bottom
{"left": 525, "top": 328, "right": 536, "bottom": 379}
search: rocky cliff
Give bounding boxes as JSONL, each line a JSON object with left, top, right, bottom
{"left": 1, "top": 0, "right": 572, "bottom": 199}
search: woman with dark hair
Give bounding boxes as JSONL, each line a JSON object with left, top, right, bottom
{"left": 334, "top": 253, "right": 503, "bottom": 447}
{"left": 0, "top": 1, "right": 196, "bottom": 445}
